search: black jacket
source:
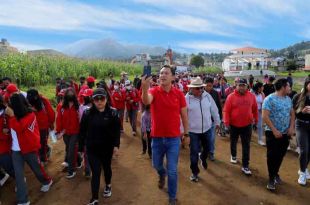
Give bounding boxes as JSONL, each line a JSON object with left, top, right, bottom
{"left": 79, "top": 106, "right": 120, "bottom": 154}
{"left": 208, "top": 89, "right": 222, "bottom": 119}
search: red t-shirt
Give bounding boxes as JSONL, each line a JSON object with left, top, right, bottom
{"left": 149, "top": 86, "right": 186, "bottom": 137}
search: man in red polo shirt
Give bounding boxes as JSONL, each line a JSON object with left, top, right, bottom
{"left": 141, "top": 65, "right": 188, "bottom": 205}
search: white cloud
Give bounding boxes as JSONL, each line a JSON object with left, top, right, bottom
{"left": 177, "top": 41, "right": 255, "bottom": 53}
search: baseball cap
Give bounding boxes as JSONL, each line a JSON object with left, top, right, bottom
{"left": 92, "top": 88, "right": 107, "bottom": 98}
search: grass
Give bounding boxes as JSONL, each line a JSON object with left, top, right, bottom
{"left": 277, "top": 71, "right": 310, "bottom": 78}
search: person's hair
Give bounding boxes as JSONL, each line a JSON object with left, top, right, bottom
{"left": 27, "top": 89, "right": 43, "bottom": 111}
{"left": 0, "top": 95, "right": 6, "bottom": 110}
{"left": 268, "top": 76, "right": 275, "bottom": 82}
{"left": 205, "top": 77, "right": 214, "bottom": 84}
{"left": 220, "top": 77, "right": 227, "bottom": 83}
{"left": 295, "top": 77, "right": 310, "bottom": 113}
{"left": 96, "top": 80, "right": 112, "bottom": 104}
{"left": 161, "top": 65, "right": 176, "bottom": 76}
{"left": 252, "top": 82, "right": 263, "bottom": 94}
{"left": 83, "top": 96, "right": 92, "bottom": 106}
{"left": 2, "top": 77, "right": 12, "bottom": 82}
{"left": 80, "top": 76, "right": 86, "bottom": 81}
{"left": 9, "top": 93, "right": 33, "bottom": 120}
{"left": 62, "top": 88, "right": 79, "bottom": 110}
{"left": 274, "top": 78, "right": 288, "bottom": 91}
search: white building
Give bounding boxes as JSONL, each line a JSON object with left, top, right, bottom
{"left": 222, "top": 47, "right": 269, "bottom": 72}
{"left": 305, "top": 54, "right": 310, "bottom": 71}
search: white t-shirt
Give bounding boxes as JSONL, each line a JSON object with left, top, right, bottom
{"left": 11, "top": 128, "right": 21, "bottom": 151}
{"left": 255, "top": 93, "right": 264, "bottom": 110}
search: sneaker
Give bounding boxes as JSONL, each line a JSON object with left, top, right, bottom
{"left": 209, "top": 154, "right": 215, "bottom": 161}
{"left": 230, "top": 156, "right": 237, "bottom": 164}
{"left": 132, "top": 131, "right": 136, "bottom": 136}
{"left": 77, "top": 159, "right": 83, "bottom": 169}
{"left": 0, "top": 173, "right": 10, "bottom": 186}
{"left": 266, "top": 180, "right": 276, "bottom": 191}
{"left": 295, "top": 147, "right": 300, "bottom": 154}
{"left": 241, "top": 167, "right": 252, "bottom": 176}
{"left": 298, "top": 169, "right": 310, "bottom": 180}
{"left": 141, "top": 151, "right": 146, "bottom": 155}
{"left": 66, "top": 172, "right": 76, "bottom": 179}
{"left": 274, "top": 175, "right": 283, "bottom": 185}
{"left": 40, "top": 180, "right": 53, "bottom": 192}
{"left": 61, "top": 162, "right": 68, "bottom": 167}
{"left": 258, "top": 140, "right": 266, "bottom": 146}
{"left": 189, "top": 174, "right": 199, "bottom": 182}
{"left": 17, "top": 201, "right": 30, "bottom": 205}
{"left": 103, "top": 185, "right": 112, "bottom": 198}
{"left": 158, "top": 175, "right": 165, "bottom": 189}
{"left": 85, "top": 171, "right": 91, "bottom": 179}
{"left": 87, "top": 198, "right": 98, "bottom": 205}
{"left": 168, "top": 198, "right": 177, "bottom": 205}
{"left": 200, "top": 157, "right": 208, "bottom": 170}
{"left": 298, "top": 172, "right": 307, "bottom": 186}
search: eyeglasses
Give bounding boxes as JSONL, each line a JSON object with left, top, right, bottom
{"left": 93, "top": 96, "right": 106, "bottom": 102}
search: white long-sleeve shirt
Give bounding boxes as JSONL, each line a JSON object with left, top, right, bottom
{"left": 185, "top": 91, "right": 220, "bottom": 134}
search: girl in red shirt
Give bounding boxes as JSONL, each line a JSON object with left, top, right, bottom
{"left": 111, "top": 81, "right": 126, "bottom": 132}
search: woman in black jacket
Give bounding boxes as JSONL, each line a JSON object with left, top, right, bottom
{"left": 80, "top": 88, "right": 120, "bottom": 205}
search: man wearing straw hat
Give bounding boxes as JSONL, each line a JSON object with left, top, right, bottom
{"left": 186, "top": 77, "right": 220, "bottom": 182}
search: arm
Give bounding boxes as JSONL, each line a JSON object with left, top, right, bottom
{"left": 55, "top": 108, "right": 63, "bottom": 133}
{"left": 287, "top": 108, "right": 295, "bottom": 136}
{"left": 45, "top": 99, "right": 56, "bottom": 128}
{"left": 262, "top": 109, "right": 282, "bottom": 138}
{"left": 112, "top": 111, "right": 121, "bottom": 148}
{"left": 141, "top": 76, "right": 153, "bottom": 105}
{"left": 223, "top": 96, "right": 232, "bottom": 127}
{"left": 180, "top": 107, "right": 189, "bottom": 135}
{"left": 209, "top": 96, "right": 220, "bottom": 126}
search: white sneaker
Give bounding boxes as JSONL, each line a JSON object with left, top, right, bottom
{"left": 241, "top": 167, "right": 252, "bottom": 175}
{"left": 0, "top": 173, "right": 9, "bottom": 186}
{"left": 298, "top": 169, "right": 310, "bottom": 180}
{"left": 17, "top": 201, "right": 30, "bottom": 205}
{"left": 40, "top": 180, "right": 53, "bottom": 192}
{"left": 298, "top": 172, "right": 307, "bottom": 186}
{"left": 258, "top": 140, "right": 266, "bottom": 146}
{"left": 61, "top": 162, "right": 68, "bottom": 167}
{"left": 295, "top": 147, "right": 300, "bottom": 154}
{"left": 230, "top": 156, "right": 237, "bottom": 164}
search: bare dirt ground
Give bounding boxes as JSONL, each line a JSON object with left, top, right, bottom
{"left": 1, "top": 120, "right": 310, "bottom": 205}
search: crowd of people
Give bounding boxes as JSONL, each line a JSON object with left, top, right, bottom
{"left": 0, "top": 66, "right": 309, "bottom": 205}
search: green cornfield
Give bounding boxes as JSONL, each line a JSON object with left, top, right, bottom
{"left": 0, "top": 53, "right": 143, "bottom": 87}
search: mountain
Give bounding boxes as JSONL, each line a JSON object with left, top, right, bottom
{"left": 270, "top": 41, "right": 310, "bottom": 58}
{"left": 27, "top": 49, "right": 66, "bottom": 57}
{"left": 62, "top": 39, "right": 167, "bottom": 60}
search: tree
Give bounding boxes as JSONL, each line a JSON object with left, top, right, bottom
{"left": 190, "top": 55, "right": 205, "bottom": 68}
{"left": 287, "top": 60, "right": 297, "bottom": 71}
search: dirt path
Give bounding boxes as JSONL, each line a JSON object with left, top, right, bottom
{"left": 1, "top": 120, "right": 310, "bottom": 205}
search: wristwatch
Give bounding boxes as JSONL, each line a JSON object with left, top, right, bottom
{"left": 184, "top": 133, "right": 189, "bottom": 137}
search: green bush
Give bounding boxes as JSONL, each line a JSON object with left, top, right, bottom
{"left": 192, "top": 66, "right": 222, "bottom": 74}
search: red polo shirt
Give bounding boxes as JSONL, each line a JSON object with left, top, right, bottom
{"left": 149, "top": 86, "right": 186, "bottom": 137}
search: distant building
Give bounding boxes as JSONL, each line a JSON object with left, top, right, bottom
{"left": 222, "top": 47, "right": 270, "bottom": 72}
{"left": 305, "top": 54, "right": 310, "bottom": 71}
{"left": 0, "top": 38, "right": 18, "bottom": 53}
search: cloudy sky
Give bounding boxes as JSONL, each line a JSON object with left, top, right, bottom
{"left": 0, "top": 0, "right": 309, "bottom": 53}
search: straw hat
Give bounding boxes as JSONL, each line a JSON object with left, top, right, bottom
{"left": 187, "top": 77, "right": 206, "bottom": 88}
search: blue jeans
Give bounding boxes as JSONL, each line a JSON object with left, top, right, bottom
{"left": 189, "top": 129, "right": 212, "bottom": 175}
{"left": 208, "top": 123, "right": 216, "bottom": 156}
{"left": 152, "top": 137, "right": 180, "bottom": 200}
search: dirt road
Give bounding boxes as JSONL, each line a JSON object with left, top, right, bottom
{"left": 1, "top": 121, "right": 309, "bottom": 205}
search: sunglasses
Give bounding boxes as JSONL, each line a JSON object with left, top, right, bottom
{"left": 93, "top": 96, "right": 106, "bottom": 102}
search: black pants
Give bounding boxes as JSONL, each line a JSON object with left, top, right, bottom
{"left": 142, "top": 131, "right": 152, "bottom": 157}
{"left": 39, "top": 129, "right": 49, "bottom": 162}
{"left": 266, "top": 131, "right": 289, "bottom": 181}
{"left": 230, "top": 124, "right": 252, "bottom": 167}
{"left": 296, "top": 120, "right": 310, "bottom": 172}
{"left": 87, "top": 150, "right": 113, "bottom": 200}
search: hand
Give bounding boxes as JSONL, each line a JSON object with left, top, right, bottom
{"left": 272, "top": 129, "right": 282, "bottom": 139}
{"left": 143, "top": 132, "right": 147, "bottom": 140}
{"left": 141, "top": 75, "right": 152, "bottom": 91}
{"left": 287, "top": 127, "right": 295, "bottom": 137}
{"left": 114, "top": 97, "right": 119, "bottom": 101}
{"left": 302, "top": 106, "right": 310, "bottom": 114}
{"left": 182, "top": 133, "right": 190, "bottom": 145}
{"left": 50, "top": 124, "right": 54, "bottom": 130}
{"left": 252, "top": 124, "right": 257, "bottom": 131}
{"left": 130, "top": 100, "right": 133, "bottom": 104}
{"left": 2, "top": 128, "right": 9, "bottom": 134}
{"left": 113, "top": 147, "right": 119, "bottom": 157}
{"left": 5, "top": 107, "right": 14, "bottom": 117}
{"left": 215, "top": 125, "right": 220, "bottom": 132}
